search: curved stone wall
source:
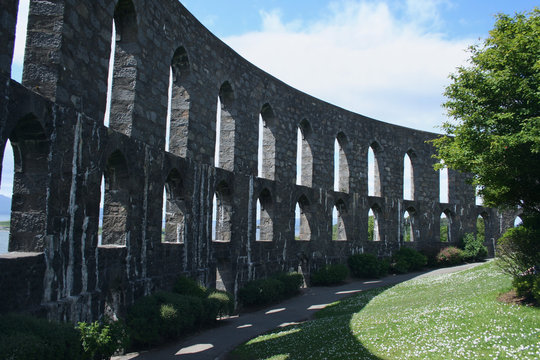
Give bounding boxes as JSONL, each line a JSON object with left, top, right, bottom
{"left": 0, "top": 0, "right": 511, "bottom": 322}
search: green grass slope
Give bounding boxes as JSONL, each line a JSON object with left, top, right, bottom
{"left": 230, "top": 262, "right": 539, "bottom": 360}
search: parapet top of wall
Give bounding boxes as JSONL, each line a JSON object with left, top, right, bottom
{"left": 20, "top": 0, "right": 442, "bottom": 161}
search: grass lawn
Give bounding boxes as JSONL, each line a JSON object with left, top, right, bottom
{"left": 230, "top": 262, "right": 539, "bottom": 359}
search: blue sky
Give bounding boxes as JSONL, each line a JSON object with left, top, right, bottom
{"left": 4, "top": 0, "right": 538, "bottom": 199}
{"left": 176, "top": 0, "right": 538, "bottom": 133}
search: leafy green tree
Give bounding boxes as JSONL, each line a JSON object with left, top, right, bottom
{"left": 432, "top": 8, "right": 540, "bottom": 216}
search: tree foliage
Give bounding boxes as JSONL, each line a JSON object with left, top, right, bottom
{"left": 431, "top": 8, "right": 540, "bottom": 215}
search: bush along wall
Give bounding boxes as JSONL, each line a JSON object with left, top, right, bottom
{"left": 310, "top": 264, "right": 349, "bottom": 286}
{"left": 348, "top": 253, "right": 389, "bottom": 278}
{"left": 391, "top": 248, "right": 427, "bottom": 274}
{"left": 238, "top": 272, "right": 304, "bottom": 308}
{"left": 0, "top": 314, "right": 84, "bottom": 360}
{"left": 126, "top": 276, "right": 234, "bottom": 348}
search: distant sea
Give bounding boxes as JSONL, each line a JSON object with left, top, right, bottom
{"left": 0, "top": 230, "right": 8, "bottom": 254}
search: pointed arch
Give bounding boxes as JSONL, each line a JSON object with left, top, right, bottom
{"left": 109, "top": 0, "right": 139, "bottom": 136}
{"left": 257, "top": 103, "right": 276, "bottom": 179}
{"left": 296, "top": 119, "right": 313, "bottom": 186}
{"left": 162, "top": 168, "right": 185, "bottom": 243}
{"left": 368, "top": 204, "right": 382, "bottom": 242}
{"left": 5, "top": 115, "right": 48, "bottom": 252}
{"left": 368, "top": 142, "right": 382, "bottom": 197}
{"left": 440, "top": 210, "right": 453, "bottom": 243}
{"left": 332, "top": 199, "right": 347, "bottom": 241}
{"left": 101, "top": 150, "right": 130, "bottom": 246}
{"left": 215, "top": 81, "right": 235, "bottom": 171}
{"left": 167, "top": 46, "right": 191, "bottom": 157}
{"left": 476, "top": 213, "right": 486, "bottom": 243}
{"left": 212, "top": 181, "right": 232, "bottom": 242}
{"left": 256, "top": 188, "right": 273, "bottom": 241}
{"left": 439, "top": 162, "right": 449, "bottom": 203}
{"left": 402, "top": 207, "right": 416, "bottom": 242}
{"left": 403, "top": 150, "right": 416, "bottom": 200}
{"left": 334, "top": 132, "right": 350, "bottom": 193}
{"left": 294, "top": 195, "right": 312, "bottom": 241}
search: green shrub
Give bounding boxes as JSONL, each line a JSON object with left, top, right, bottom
{"left": 126, "top": 291, "right": 205, "bottom": 347}
{"left": 273, "top": 272, "right": 304, "bottom": 297}
{"left": 238, "top": 272, "right": 304, "bottom": 307}
{"left": 420, "top": 249, "right": 440, "bottom": 268}
{"left": 348, "top": 253, "right": 388, "bottom": 278}
{"left": 532, "top": 275, "right": 540, "bottom": 304}
{"left": 310, "top": 264, "right": 349, "bottom": 286}
{"left": 513, "top": 274, "right": 536, "bottom": 298}
{"left": 173, "top": 275, "right": 207, "bottom": 298}
{"left": 205, "top": 290, "right": 235, "bottom": 319}
{"left": 392, "top": 247, "right": 427, "bottom": 273}
{"left": 461, "top": 232, "right": 488, "bottom": 262}
{"left": 436, "top": 246, "right": 465, "bottom": 266}
{"left": 77, "top": 318, "right": 128, "bottom": 360}
{"left": 0, "top": 314, "right": 83, "bottom": 360}
{"left": 238, "top": 278, "right": 284, "bottom": 307}
{"left": 392, "top": 258, "right": 410, "bottom": 274}
{"left": 496, "top": 216, "right": 540, "bottom": 278}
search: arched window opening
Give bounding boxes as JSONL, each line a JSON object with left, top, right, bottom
{"left": 168, "top": 46, "right": 191, "bottom": 156}
{"left": 368, "top": 143, "right": 382, "bottom": 197}
{"left": 6, "top": 116, "right": 48, "bottom": 252}
{"left": 257, "top": 104, "right": 276, "bottom": 180}
{"left": 212, "top": 182, "right": 232, "bottom": 242}
{"left": 215, "top": 82, "right": 235, "bottom": 171}
{"left": 11, "top": 0, "right": 30, "bottom": 81}
{"left": 403, "top": 152, "right": 415, "bottom": 200}
{"left": 0, "top": 140, "right": 14, "bottom": 254}
{"left": 104, "top": 21, "right": 115, "bottom": 127}
{"left": 439, "top": 163, "right": 449, "bottom": 203}
{"left": 368, "top": 206, "right": 381, "bottom": 242}
{"left": 297, "top": 119, "right": 313, "bottom": 187}
{"left": 295, "top": 195, "right": 311, "bottom": 241}
{"left": 440, "top": 211, "right": 451, "bottom": 242}
{"left": 296, "top": 127, "right": 302, "bottom": 185}
{"left": 101, "top": 151, "right": 129, "bottom": 246}
{"left": 164, "top": 66, "right": 172, "bottom": 151}
{"left": 476, "top": 215, "right": 486, "bottom": 243}
{"left": 513, "top": 216, "right": 523, "bottom": 227}
{"left": 109, "top": 0, "right": 138, "bottom": 136}
{"left": 256, "top": 189, "right": 273, "bottom": 242}
{"left": 98, "top": 175, "right": 105, "bottom": 245}
{"left": 162, "top": 169, "right": 185, "bottom": 243}
{"left": 402, "top": 210, "right": 414, "bottom": 242}
{"left": 475, "top": 186, "right": 484, "bottom": 206}
{"left": 334, "top": 132, "right": 349, "bottom": 193}
{"left": 332, "top": 201, "right": 347, "bottom": 241}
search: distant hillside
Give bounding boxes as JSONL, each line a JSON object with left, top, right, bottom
{"left": 0, "top": 195, "right": 11, "bottom": 215}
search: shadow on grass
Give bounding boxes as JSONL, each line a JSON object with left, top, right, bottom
{"left": 227, "top": 286, "right": 391, "bottom": 360}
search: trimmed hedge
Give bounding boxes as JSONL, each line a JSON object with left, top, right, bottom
{"left": 127, "top": 275, "right": 235, "bottom": 348}
{"left": 0, "top": 314, "right": 84, "bottom": 360}
{"left": 310, "top": 264, "right": 349, "bottom": 286}
{"left": 348, "top": 253, "right": 389, "bottom": 278}
{"left": 238, "top": 272, "right": 304, "bottom": 307}
{"left": 173, "top": 275, "right": 207, "bottom": 298}
{"left": 126, "top": 291, "right": 205, "bottom": 347}
{"left": 392, "top": 248, "right": 427, "bottom": 273}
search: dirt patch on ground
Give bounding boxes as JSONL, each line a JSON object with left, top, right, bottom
{"left": 497, "top": 289, "right": 537, "bottom": 307}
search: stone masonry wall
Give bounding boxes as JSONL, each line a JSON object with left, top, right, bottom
{"left": 0, "top": 0, "right": 510, "bottom": 322}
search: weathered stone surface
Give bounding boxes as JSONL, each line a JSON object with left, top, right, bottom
{"left": 0, "top": 0, "right": 511, "bottom": 323}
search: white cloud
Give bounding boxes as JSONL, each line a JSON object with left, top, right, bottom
{"left": 223, "top": 1, "right": 473, "bottom": 132}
